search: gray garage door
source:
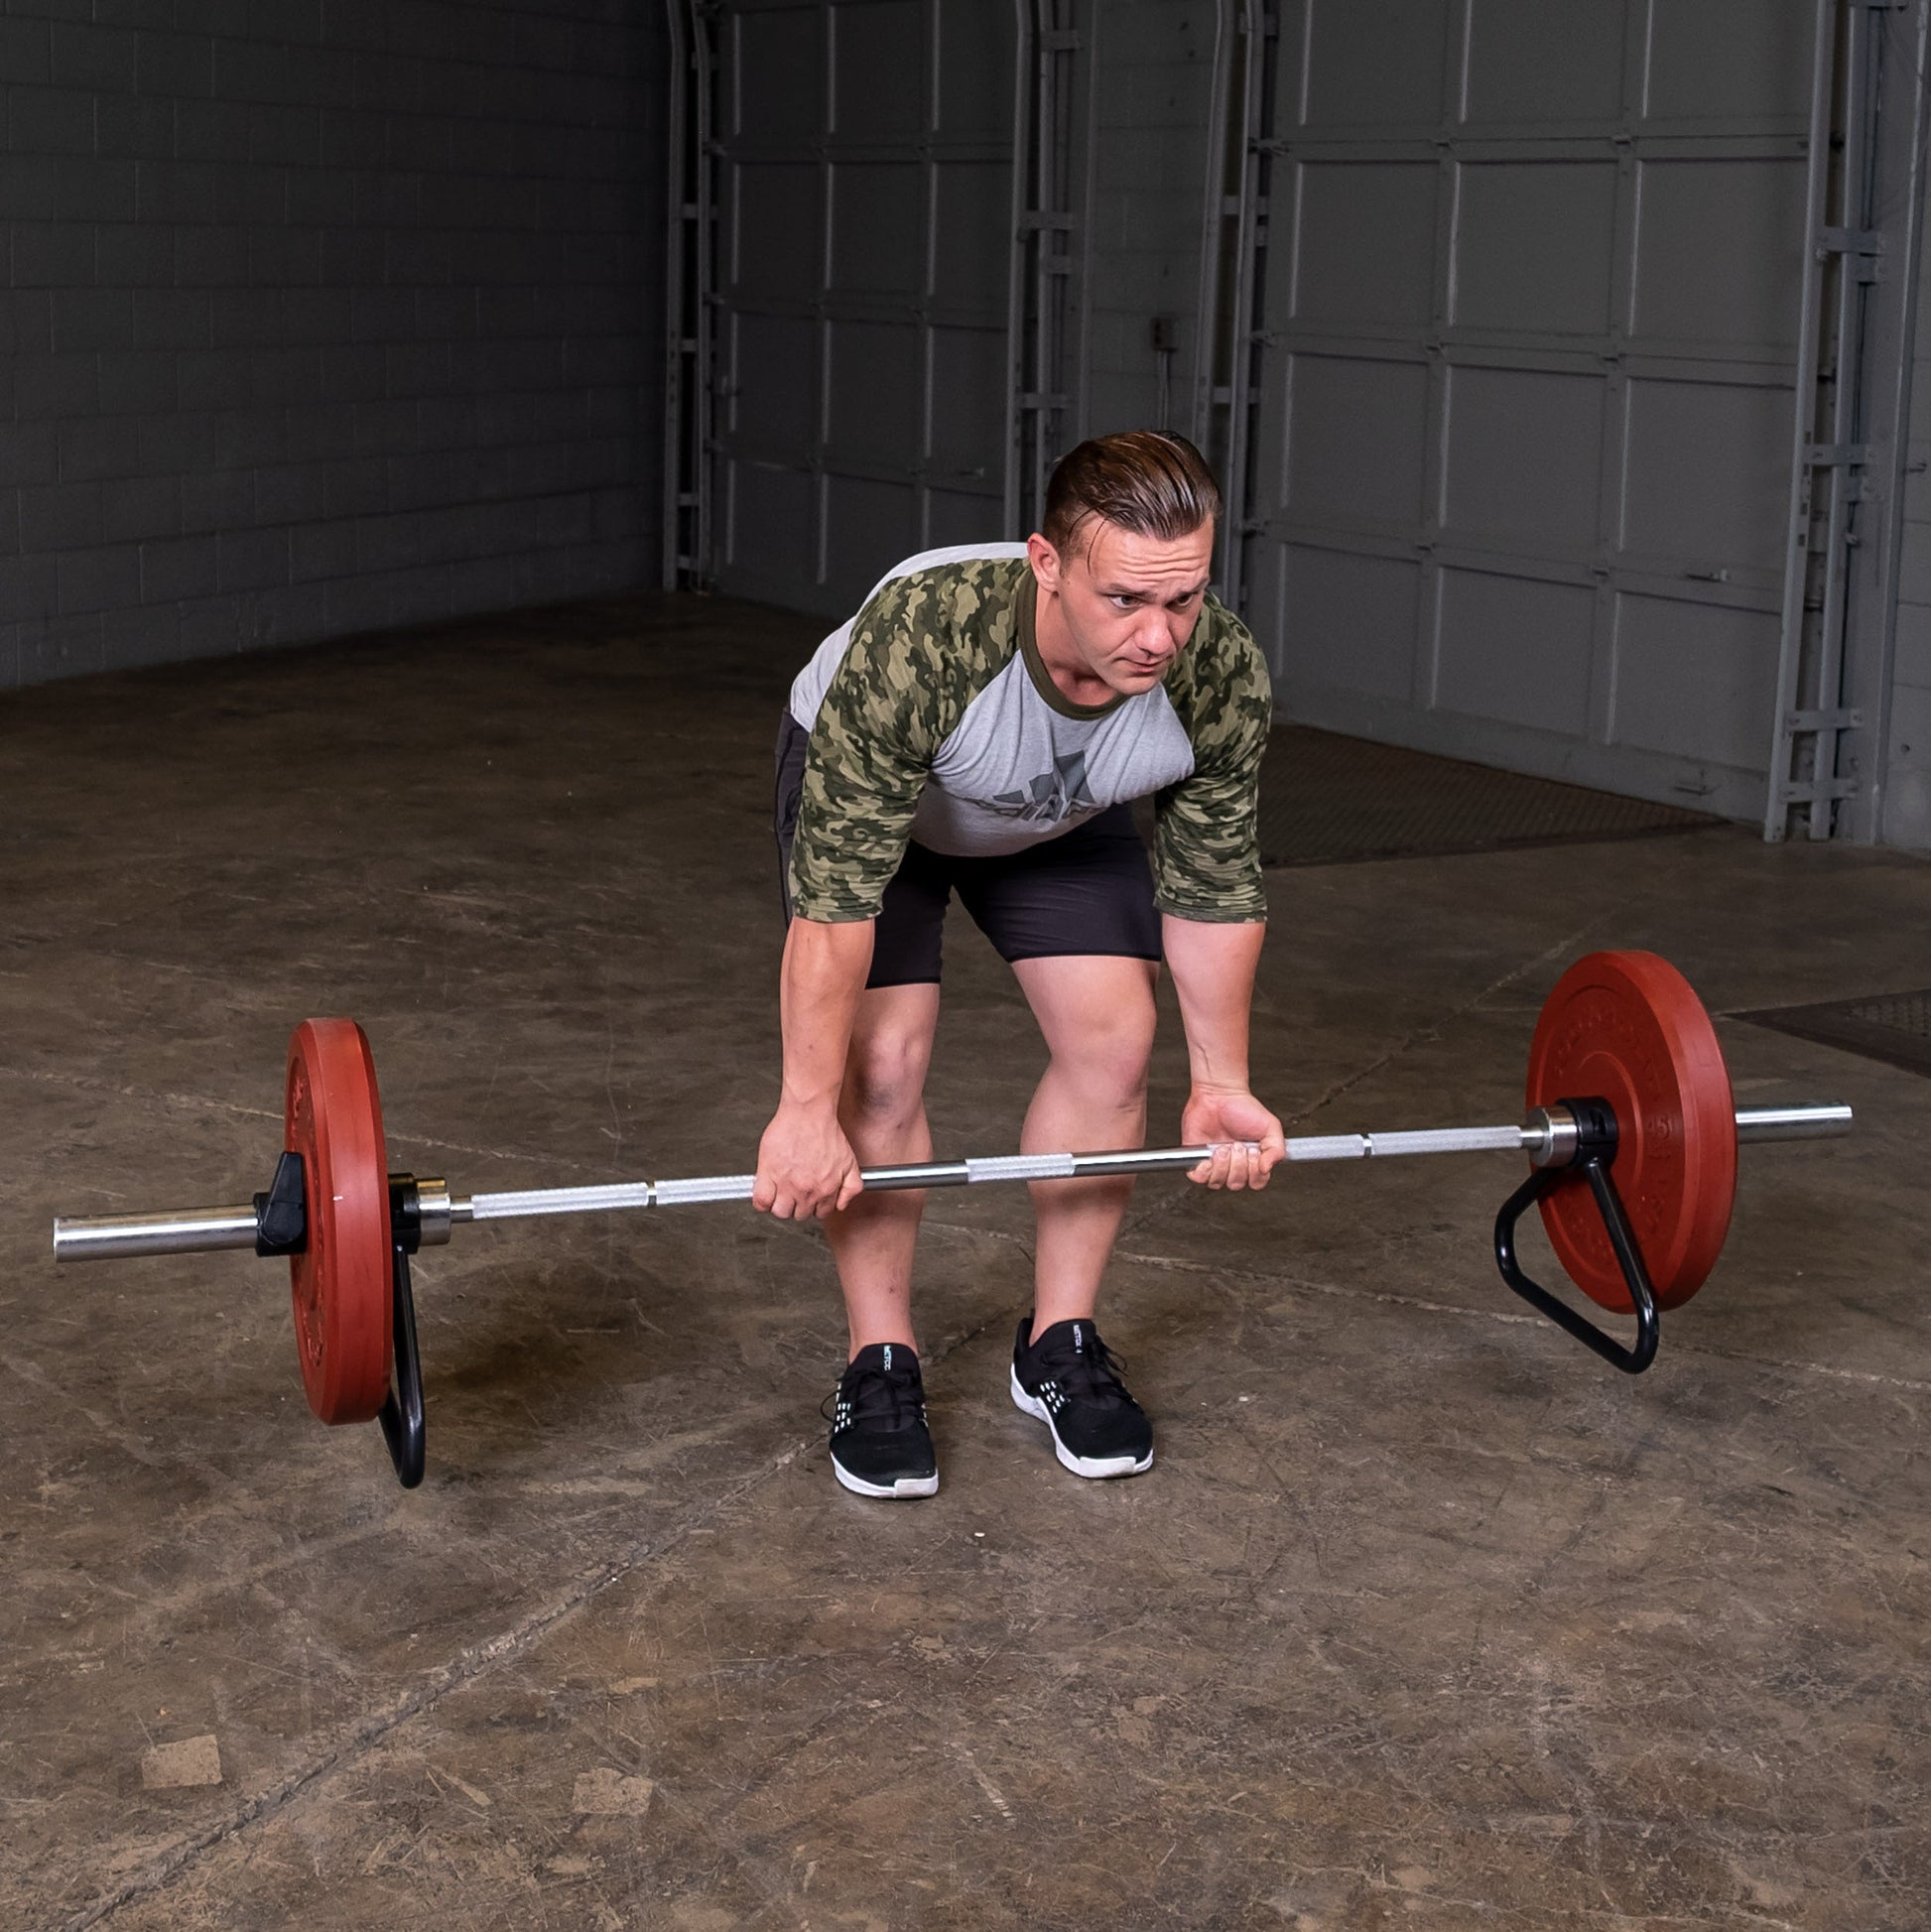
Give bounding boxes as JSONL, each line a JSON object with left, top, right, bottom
{"left": 705, "top": 0, "right": 1020, "bottom": 618}
{"left": 1244, "top": 0, "right": 1819, "bottom": 822}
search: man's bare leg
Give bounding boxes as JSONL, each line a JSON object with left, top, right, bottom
{"left": 822, "top": 981, "right": 942, "bottom": 1359}
{"left": 1011, "top": 955, "right": 1159, "bottom": 1339}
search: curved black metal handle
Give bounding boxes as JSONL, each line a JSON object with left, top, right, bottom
{"left": 377, "top": 1242, "right": 427, "bottom": 1487}
{"left": 1493, "top": 1158, "right": 1660, "bottom": 1374}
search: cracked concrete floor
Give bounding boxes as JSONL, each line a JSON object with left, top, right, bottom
{"left": 2, "top": 594, "right": 1927, "bottom": 1931}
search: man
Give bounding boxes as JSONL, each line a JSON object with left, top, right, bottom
{"left": 756, "top": 430, "right": 1285, "bottom": 1499}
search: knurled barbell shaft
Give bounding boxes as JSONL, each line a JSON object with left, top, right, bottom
{"left": 459, "top": 1122, "right": 1538, "bottom": 1224}
{"left": 49, "top": 1102, "right": 1854, "bottom": 1265}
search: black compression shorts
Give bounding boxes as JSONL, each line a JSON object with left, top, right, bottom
{"left": 774, "top": 713, "right": 1161, "bottom": 989}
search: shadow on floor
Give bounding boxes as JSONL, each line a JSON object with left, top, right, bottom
{"left": 1256, "top": 723, "right": 1723, "bottom": 866}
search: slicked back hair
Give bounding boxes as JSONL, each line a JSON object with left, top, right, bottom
{"left": 1040, "top": 431, "right": 1223, "bottom": 560}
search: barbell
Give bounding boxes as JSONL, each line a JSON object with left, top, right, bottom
{"left": 51, "top": 951, "right": 1853, "bottom": 1487}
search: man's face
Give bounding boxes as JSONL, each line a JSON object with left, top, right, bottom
{"left": 1029, "top": 517, "right": 1216, "bottom": 698}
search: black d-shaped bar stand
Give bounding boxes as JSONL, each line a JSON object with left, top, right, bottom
{"left": 1491, "top": 1096, "right": 1660, "bottom": 1375}
{"left": 249, "top": 1157, "right": 427, "bottom": 1485}
{"left": 379, "top": 1177, "right": 428, "bottom": 1487}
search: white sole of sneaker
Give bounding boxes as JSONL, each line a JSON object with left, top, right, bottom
{"left": 832, "top": 1455, "right": 939, "bottom": 1499}
{"left": 1009, "top": 1365, "right": 1153, "bottom": 1480}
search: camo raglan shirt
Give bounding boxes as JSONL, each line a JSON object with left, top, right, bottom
{"left": 786, "top": 543, "right": 1271, "bottom": 925}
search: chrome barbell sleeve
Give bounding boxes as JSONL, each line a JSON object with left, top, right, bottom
{"left": 53, "top": 1204, "right": 262, "bottom": 1263}
{"left": 1735, "top": 1102, "right": 1855, "bottom": 1142}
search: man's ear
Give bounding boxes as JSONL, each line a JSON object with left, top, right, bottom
{"left": 1026, "top": 530, "right": 1062, "bottom": 592}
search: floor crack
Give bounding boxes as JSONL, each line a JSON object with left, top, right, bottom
{"left": 58, "top": 1317, "right": 999, "bottom": 1931}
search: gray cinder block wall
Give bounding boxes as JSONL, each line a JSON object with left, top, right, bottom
{"left": 1888, "top": 220, "right": 1931, "bottom": 846}
{"left": 0, "top": 0, "right": 664, "bottom": 689}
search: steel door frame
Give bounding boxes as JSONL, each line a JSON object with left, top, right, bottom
{"left": 662, "top": 0, "right": 717, "bottom": 588}
{"left": 1764, "top": 0, "right": 1931, "bottom": 843}
{"left": 1009, "top": 0, "right": 1097, "bottom": 531}
{"left": 1764, "top": 0, "right": 1867, "bottom": 839}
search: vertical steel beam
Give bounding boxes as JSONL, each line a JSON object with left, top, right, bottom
{"left": 1031, "top": 0, "right": 1058, "bottom": 514}
{"left": 1069, "top": 0, "right": 1098, "bottom": 448}
{"left": 1764, "top": 0, "right": 1929, "bottom": 843}
{"left": 693, "top": 13, "right": 717, "bottom": 587}
{"left": 917, "top": 0, "right": 940, "bottom": 550}
{"left": 1804, "top": 1, "right": 1866, "bottom": 840}
{"left": 1762, "top": 0, "right": 1914, "bottom": 842}
{"left": 1838, "top": 0, "right": 1931, "bottom": 843}
{"left": 661, "top": 0, "right": 689, "bottom": 591}
{"left": 1223, "top": 0, "right": 1278, "bottom": 615}
{"left": 1188, "top": 1, "right": 1237, "bottom": 455}
{"left": 661, "top": 1, "right": 718, "bottom": 591}
{"left": 1763, "top": 0, "right": 1837, "bottom": 840}
{"left": 1004, "top": 0, "right": 1033, "bottom": 535}
{"left": 1010, "top": 3, "right": 1053, "bottom": 528}
{"left": 1008, "top": 0, "right": 1088, "bottom": 529}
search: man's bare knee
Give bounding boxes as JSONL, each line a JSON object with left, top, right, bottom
{"left": 844, "top": 1036, "right": 932, "bottom": 1124}
{"left": 1047, "top": 1027, "right": 1153, "bottom": 1113}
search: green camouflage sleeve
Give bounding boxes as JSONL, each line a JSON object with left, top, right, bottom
{"left": 1153, "top": 599, "right": 1272, "bottom": 922}
{"left": 789, "top": 574, "right": 967, "bottom": 923}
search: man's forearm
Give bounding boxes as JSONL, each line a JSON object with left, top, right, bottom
{"left": 1161, "top": 914, "right": 1265, "bottom": 1091}
{"left": 778, "top": 915, "right": 876, "bottom": 1108}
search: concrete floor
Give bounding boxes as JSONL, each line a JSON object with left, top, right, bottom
{"left": 2, "top": 595, "right": 1927, "bottom": 1932}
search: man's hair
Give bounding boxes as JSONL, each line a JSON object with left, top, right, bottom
{"left": 1040, "top": 431, "right": 1223, "bottom": 558}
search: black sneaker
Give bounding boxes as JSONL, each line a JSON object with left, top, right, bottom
{"left": 827, "top": 1342, "right": 939, "bottom": 1499}
{"left": 1009, "top": 1317, "right": 1153, "bottom": 1480}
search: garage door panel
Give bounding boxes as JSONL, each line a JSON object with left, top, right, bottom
{"left": 1444, "top": 367, "right": 1604, "bottom": 551}
{"left": 731, "top": 163, "right": 822, "bottom": 301}
{"left": 825, "top": 474, "right": 920, "bottom": 608}
{"left": 732, "top": 7, "right": 825, "bottom": 145}
{"left": 832, "top": 0, "right": 926, "bottom": 138}
{"left": 928, "top": 325, "right": 1006, "bottom": 473}
{"left": 827, "top": 320, "right": 920, "bottom": 464}
{"left": 928, "top": 485, "right": 1005, "bottom": 550}
{"left": 1632, "top": 159, "right": 1807, "bottom": 350}
{"left": 1644, "top": 0, "right": 1813, "bottom": 127}
{"left": 1285, "top": 355, "right": 1431, "bottom": 527}
{"left": 1436, "top": 570, "right": 1596, "bottom": 735}
{"left": 727, "top": 459, "right": 817, "bottom": 588}
{"left": 1453, "top": 163, "right": 1617, "bottom": 336}
{"left": 710, "top": 2, "right": 1021, "bottom": 617}
{"left": 1463, "top": 0, "right": 1626, "bottom": 125}
{"left": 1622, "top": 376, "right": 1789, "bottom": 571}
{"left": 936, "top": 0, "right": 1016, "bottom": 140}
{"left": 830, "top": 162, "right": 926, "bottom": 296}
{"left": 1294, "top": 164, "right": 1438, "bottom": 331}
{"left": 1299, "top": 0, "right": 1452, "bottom": 130}
{"left": 1614, "top": 594, "right": 1779, "bottom": 769}
{"left": 729, "top": 313, "right": 819, "bottom": 457}
{"left": 1280, "top": 545, "right": 1422, "bottom": 705}
{"left": 933, "top": 162, "right": 1011, "bottom": 314}
{"left": 1248, "top": 0, "right": 1815, "bottom": 807}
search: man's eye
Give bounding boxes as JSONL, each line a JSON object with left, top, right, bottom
{"left": 1111, "top": 596, "right": 1138, "bottom": 610}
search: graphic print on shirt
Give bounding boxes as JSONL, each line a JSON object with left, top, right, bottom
{"left": 988, "top": 749, "right": 1098, "bottom": 825}
{"left": 907, "top": 646, "right": 1192, "bottom": 853}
